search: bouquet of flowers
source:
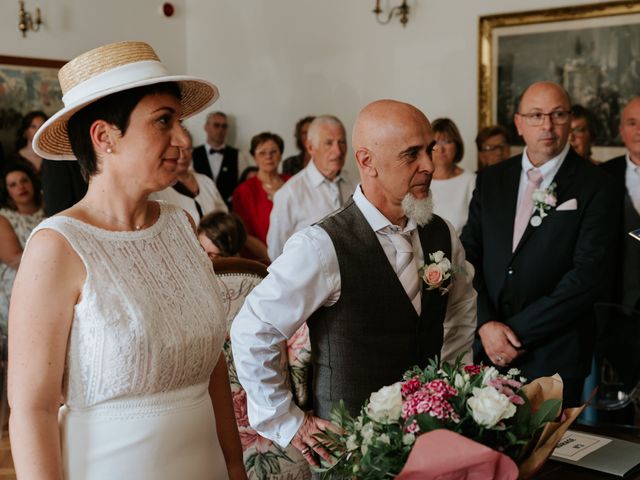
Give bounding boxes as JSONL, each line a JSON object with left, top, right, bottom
{"left": 316, "top": 356, "right": 580, "bottom": 479}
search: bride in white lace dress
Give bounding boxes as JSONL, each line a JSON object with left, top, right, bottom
{"left": 8, "top": 42, "right": 247, "bottom": 480}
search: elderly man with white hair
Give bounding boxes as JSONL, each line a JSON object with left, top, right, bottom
{"left": 266, "top": 115, "right": 356, "bottom": 260}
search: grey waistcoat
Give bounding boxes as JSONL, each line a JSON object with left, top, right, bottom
{"left": 307, "top": 198, "right": 451, "bottom": 419}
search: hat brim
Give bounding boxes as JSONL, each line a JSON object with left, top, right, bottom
{"left": 33, "top": 75, "right": 219, "bottom": 160}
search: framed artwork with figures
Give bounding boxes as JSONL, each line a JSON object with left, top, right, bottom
{"left": 478, "top": 1, "right": 640, "bottom": 161}
{"left": 0, "top": 55, "right": 65, "bottom": 159}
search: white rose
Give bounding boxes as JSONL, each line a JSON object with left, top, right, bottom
{"left": 378, "top": 433, "right": 390, "bottom": 445}
{"left": 439, "top": 258, "right": 452, "bottom": 273}
{"left": 467, "top": 386, "right": 516, "bottom": 428}
{"left": 346, "top": 434, "right": 358, "bottom": 451}
{"left": 454, "top": 373, "right": 469, "bottom": 390}
{"left": 507, "top": 368, "right": 521, "bottom": 377}
{"left": 482, "top": 366, "right": 499, "bottom": 386}
{"left": 532, "top": 190, "right": 545, "bottom": 203}
{"left": 432, "top": 250, "right": 445, "bottom": 263}
{"left": 402, "top": 433, "right": 416, "bottom": 445}
{"left": 367, "top": 382, "right": 403, "bottom": 424}
{"left": 361, "top": 422, "right": 375, "bottom": 445}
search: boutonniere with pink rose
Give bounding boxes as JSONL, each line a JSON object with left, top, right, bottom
{"left": 530, "top": 182, "right": 557, "bottom": 227}
{"left": 419, "top": 250, "right": 466, "bottom": 295}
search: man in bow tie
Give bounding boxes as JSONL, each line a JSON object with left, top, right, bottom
{"left": 192, "top": 111, "right": 249, "bottom": 206}
{"left": 232, "top": 100, "right": 476, "bottom": 468}
{"left": 461, "top": 81, "right": 617, "bottom": 407}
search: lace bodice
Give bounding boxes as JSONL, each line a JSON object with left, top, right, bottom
{"left": 28, "top": 202, "right": 226, "bottom": 409}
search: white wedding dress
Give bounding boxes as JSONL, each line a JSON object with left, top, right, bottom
{"left": 30, "top": 202, "right": 229, "bottom": 480}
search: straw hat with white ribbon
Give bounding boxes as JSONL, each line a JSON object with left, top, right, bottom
{"left": 33, "top": 41, "right": 219, "bottom": 160}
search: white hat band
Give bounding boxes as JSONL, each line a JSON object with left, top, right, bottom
{"left": 62, "top": 60, "right": 170, "bottom": 107}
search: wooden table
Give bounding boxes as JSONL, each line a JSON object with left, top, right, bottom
{"left": 534, "top": 424, "right": 640, "bottom": 479}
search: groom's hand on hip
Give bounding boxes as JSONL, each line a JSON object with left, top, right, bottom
{"left": 291, "top": 412, "right": 339, "bottom": 467}
{"left": 478, "top": 321, "right": 523, "bottom": 367}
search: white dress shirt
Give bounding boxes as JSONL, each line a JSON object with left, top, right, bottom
{"left": 266, "top": 160, "right": 356, "bottom": 260}
{"left": 516, "top": 143, "right": 569, "bottom": 214}
{"left": 231, "top": 185, "right": 477, "bottom": 448}
{"left": 625, "top": 154, "right": 640, "bottom": 216}
{"left": 431, "top": 169, "right": 476, "bottom": 234}
{"left": 150, "top": 172, "right": 228, "bottom": 223}
{"left": 205, "top": 142, "right": 225, "bottom": 180}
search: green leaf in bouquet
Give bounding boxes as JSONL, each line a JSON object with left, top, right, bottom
{"left": 512, "top": 393, "right": 533, "bottom": 435}
{"left": 530, "top": 398, "right": 562, "bottom": 431}
{"left": 414, "top": 413, "right": 442, "bottom": 433}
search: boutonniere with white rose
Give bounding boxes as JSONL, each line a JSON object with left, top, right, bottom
{"left": 419, "top": 250, "right": 466, "bottom": 295}
{"left": 530, "top": 182, "right": 557, "bottom": 227}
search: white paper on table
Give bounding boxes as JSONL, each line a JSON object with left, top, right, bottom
{"left": 551, "top": 430, "right": 612, "bottom": 461}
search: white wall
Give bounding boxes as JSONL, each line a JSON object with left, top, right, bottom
{"left": 0, "top": 0, "right": 619, "bottom": 170}
{"left": 0, "top": 0, "right": 187, "bottom": 77}
{"left": 184, "top": 0, "right": 618, "bottom": 173}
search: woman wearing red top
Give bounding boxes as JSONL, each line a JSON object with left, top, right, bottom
{"left": 232, "top": 132, "right": 290, "bottom": 260}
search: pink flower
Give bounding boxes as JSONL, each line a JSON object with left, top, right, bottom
{"left": 487, "top": 378, "right": 525, "bottom": 405}
{"left": 401, "top": 379, "right": 459, "bottom": 431}
{"left": 287, "top": 323, "right": 310, "bottom": 363}
{"left": 401, "top": 377, "right": 422, "bottom": 397}
{"left": 233, "top": 389, "right": 249, "bottom": 427}
{"left": 545, "top": 193, "right": 557, "bottom": 207}
{"left": 423, "top": 264, "right": 444, "bottom": 287}
{"left": 463, "top": 365, "right": 483, "bottom": 376}
{"left": 239, "top": 426, "right": 273, "bottom": 453}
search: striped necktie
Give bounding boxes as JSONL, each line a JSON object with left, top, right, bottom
{"left": 386, "top": 229, "right": 421, "bottom": 314}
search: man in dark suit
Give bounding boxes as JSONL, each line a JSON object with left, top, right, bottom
{"left": 601, "top": 96, "right": 640, "bottom": 308}
{"left": 461, "top": 81, "right": 617, "bottom": 407}
{"left": 192, "top": 111, "right": 242, "bottom": 206}
{"left": 599, "top": 97, "right": 640, "bottom": 390}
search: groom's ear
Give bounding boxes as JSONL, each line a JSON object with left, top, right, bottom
{"left": 355, "top": 147, "right": 377, "bottom": 177}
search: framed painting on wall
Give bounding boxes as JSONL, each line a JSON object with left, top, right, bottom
{"left": 478, "top": 1, "right": 640, "bottom": 161}
{"left": 0, "top": 55, "right": 65, "bottom": 159}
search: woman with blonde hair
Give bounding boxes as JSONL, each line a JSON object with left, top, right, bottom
{"left": 8, "top": 41, "right": 246, "bottom": 480}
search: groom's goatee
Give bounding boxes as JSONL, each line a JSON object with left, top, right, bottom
{"left": 402, "top": 191, "right": 434, "bottom": 227}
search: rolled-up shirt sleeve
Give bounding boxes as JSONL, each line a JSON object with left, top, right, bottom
{"left": 230, "top": 226, "right": 339, "bottom": 448}
{"left": 440, "top": 220, "right": 478, "bottom": 365}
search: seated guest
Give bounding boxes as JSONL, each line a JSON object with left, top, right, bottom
{"left": 198, "top": 211, "right": 247, "bottom": 260}
{"left": 192, "top": 111, "right": 249, "bottom": 206}
{"left": 13, "top": 111, "right": 48, "bottom": 175}
{"left": 266, "top": 115, "right": 356, "bottom": 260}
{"left": 282, "top": 116, "right": 315, "bottom": 175}
{"left": 461, "top": 81, "right": 617, "bottom": 407}
{"left": 0, "top": 163, "right": 45, "bottom": 332}
{"left": 570, "top": 105, "right": 597, "bottom": 164}
{"left": 233, "top": 132, "right": 290, "bottom": 260}
{"left": 430, "top": 118, "right": 475, "bottom": 234}
{"left": 476, "top": 125, "right": 511, "bottom": 169}
{"left": 151, "top": 127, "right": 227, "bottom": 223}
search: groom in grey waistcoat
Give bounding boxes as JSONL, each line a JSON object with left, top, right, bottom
{"left": 231, "top": 100, "right": 477, "bottom": 467}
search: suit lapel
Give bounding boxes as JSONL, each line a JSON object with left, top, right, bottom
{"left": 512, "top": 149, "right": 579, "bottom": 256}
{"left": 495, "top": 159, "right": 522, "bottom": 267}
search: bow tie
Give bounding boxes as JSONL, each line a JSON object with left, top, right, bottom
{"left": 209, "top": 147, "right": 225, "bottom": 155}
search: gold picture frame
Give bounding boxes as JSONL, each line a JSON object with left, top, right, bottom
{"left": 0, "top": 54, "right": 66, "bottom": 157}
{"left": 478, "top": 1, "right": 640, "bottom": 153}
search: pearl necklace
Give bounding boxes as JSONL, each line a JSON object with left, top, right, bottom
{"left": 80, "top": 203, "right": 147, "bottom": 231}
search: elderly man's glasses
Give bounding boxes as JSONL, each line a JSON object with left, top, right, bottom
{"left": 480, "top": 143, "right": 508, "bottom": 152}
{"left": 518, "top": 110, "right": 571, "bottom": 126}
{"left": 570, "top": 126, "right": 588, "bottom": 136}
{"left": 210, "top": 122, "right": 228, "bottom": 129}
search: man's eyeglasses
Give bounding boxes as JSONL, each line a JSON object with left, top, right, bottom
{"left": 480, "top": 143, "right": 509, "bottom": 152}
{"left": 570, "top": 126, "right": 588, "bottom": 135}
{"left": 211, "top": 123, "right": 228, "bottom": 129}
{"left": 517, "top": 110, "right": 571, "bottom": 126}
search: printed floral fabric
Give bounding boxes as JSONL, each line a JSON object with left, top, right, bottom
{"left": 218, "top": 271, "right": 311, "bottom": 480}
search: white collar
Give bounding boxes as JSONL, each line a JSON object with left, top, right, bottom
{"left": 306, "top": 159, "right": 343, "bottom": 187}
{"left": 521, "top": 142, "right": 569, "bottom": 180}
{"left": 352, "top": 185, "right": 417, "bottom": 234}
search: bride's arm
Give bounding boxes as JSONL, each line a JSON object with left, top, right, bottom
{"left": 209, "top": 354, "right": 248, "bottom": 480}
{"left": 8, "top": 229, "right": 84, "bottom": 480}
